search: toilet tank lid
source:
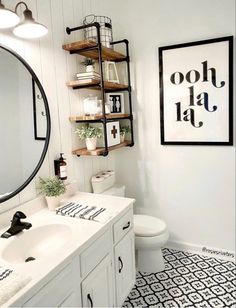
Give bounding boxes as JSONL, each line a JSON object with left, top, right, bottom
{"left": 133, "top": 214, "right": 167, "bottom": 237}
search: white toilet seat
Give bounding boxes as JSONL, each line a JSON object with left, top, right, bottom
{"left": 133, "top": 214, "right": 167, "bottom": 237}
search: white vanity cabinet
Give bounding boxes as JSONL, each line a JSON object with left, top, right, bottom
{"left": 8, "top": 198, "right": 135, "bottom": 308}
{"left": 79, "top": 208, "right": 135, "bottom": 308}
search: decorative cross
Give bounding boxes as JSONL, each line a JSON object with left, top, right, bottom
{"left": 111, "top": 126, "right": 118, "bottom": 138}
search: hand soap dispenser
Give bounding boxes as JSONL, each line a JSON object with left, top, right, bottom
{"left": 54, "top": 153, "right": 67, "bottom": 180}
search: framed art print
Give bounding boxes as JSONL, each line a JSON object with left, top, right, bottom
{"left": 106, "top": 93, "right": 124, "bottom": 114}
{"left": 159, "top": 36, "right": 233, "bottom": 145}
{"left": 32, "top": 79, "right": 47, "bottom": 140}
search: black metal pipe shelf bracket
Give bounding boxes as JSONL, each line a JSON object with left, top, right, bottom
{"left": 66, "top": 22, "right": 100, "bottom": 34}
{"left": 111, "top": 39, "right": 134, "bottom": 147}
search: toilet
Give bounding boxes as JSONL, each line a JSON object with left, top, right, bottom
{"left": 133, "top": 214, "right": 169, "bottom": 273}
{"left": 92, "top": 174, "right": 169, "bottom": 273}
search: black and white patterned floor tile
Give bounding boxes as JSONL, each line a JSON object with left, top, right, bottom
{"left": 123, "top": 248, "right": 236, "bottom": 308}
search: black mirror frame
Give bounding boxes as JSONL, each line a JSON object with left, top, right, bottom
{"left": 0, "top": 44, "right": 51, "bottom": 204}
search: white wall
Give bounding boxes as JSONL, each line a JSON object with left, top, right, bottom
{"left": 0, "top": 0, "right": 235, "bottom": 254}
{"left": 91, "top": 0, "right": 235, "bottom": 252}
{"left": 0, "top": 0, "right": 116, "bottom": 213}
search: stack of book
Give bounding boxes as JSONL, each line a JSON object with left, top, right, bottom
{"left": 76, "top": 71, "right": 101, "bottom": 84}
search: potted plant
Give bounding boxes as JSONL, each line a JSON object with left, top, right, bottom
{"left": 75, "top": 124, "right": 103, "bottom": 150}
{"left": 81, "top": 58, "right": 95, "bottom": 73}
{"left": 38, "top": 177, "right": 66, "bottom": 211}
{"left": 120, "top": 125, "right": 131, "bottom": 142}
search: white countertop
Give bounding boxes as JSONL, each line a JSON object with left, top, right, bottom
{"left": 0, "top": 191, "right": 135, "bottom": 307}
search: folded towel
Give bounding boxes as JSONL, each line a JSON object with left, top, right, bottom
{"left": 0, "top": 266, "right": 31, "bottom": 306}
{"left": 56, "top": 202, "right": 115, "bottom": 224}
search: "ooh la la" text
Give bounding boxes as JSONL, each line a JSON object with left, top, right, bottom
{"left": 170, "top": 61, "right": 225, "bottom": 128}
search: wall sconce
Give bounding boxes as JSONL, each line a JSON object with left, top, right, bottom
{"left": 0, "top": 1, "right": 48, "bottom": 39}
{"left": 0, "top": 1, "right": 19, "bottom": 28}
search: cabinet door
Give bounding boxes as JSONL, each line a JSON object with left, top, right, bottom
{"left": 114, "top": 229, "right": 135, "bottom": 307}
{"left": 81, "top": 254, "right": 114, "bottom": 307}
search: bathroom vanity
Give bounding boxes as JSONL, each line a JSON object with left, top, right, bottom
{"left": 0, "top": 192, "right": 135, "bottom": 307}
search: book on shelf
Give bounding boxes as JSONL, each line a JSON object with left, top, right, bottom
{"left": 76, "top": 71, "right": 100, "bottom": 78}
{"left": 77, "top": 76, "right": 100, "bottom": 81}
{"left": 73, "top": 78, "right": 101, "bottom": 84}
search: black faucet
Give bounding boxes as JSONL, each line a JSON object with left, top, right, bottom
{"left": 1, "top": 211, "right": 32, "bottom": 238}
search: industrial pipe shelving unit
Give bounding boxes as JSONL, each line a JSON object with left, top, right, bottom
{"left": 63, "top": 22, "right": 134, "bottom": 157}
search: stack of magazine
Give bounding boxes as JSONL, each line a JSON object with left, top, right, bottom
{"left": 76, "top": 71, "right": 101, "bottom": 84}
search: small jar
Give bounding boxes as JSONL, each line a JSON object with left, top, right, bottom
{"left": 105, "top": 102, "right": 111, "bottom": 114}
{"left": 96, "top": 100, "right": 102, "bottom": 115}
{"left": 83, "top": 95, "right": 97, "bottom": 116}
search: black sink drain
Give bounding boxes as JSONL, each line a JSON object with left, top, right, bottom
{"left": 25, "top": 256, "right": 36, "bottom": 262}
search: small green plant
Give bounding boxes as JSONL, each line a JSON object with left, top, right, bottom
{"left": 120, "top": 125, "right": 131, "bottom": 136}
{"left": 75, "top": 125, "right": 103, "bottom": 140}
{"left": 81, "top": 58, "right": 95, "bottom": 66}
{"left": 38, "top": 177, "right": 66, "bottom": 197}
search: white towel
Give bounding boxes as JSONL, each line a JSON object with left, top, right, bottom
{"left": 56, "top": 202, "right": 116, "bottom": 224}
{"left": 0, "top": 266, "right": 31, "bottom": 306}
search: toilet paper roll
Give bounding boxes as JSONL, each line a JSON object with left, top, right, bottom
{"left": 91, "top": 170, "right": 115, "bottom": 193}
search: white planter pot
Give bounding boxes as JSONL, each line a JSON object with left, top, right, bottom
{"left": 45, "top": 196, "right": 61, "bottom": 211}
{"left": 85, "top": 138, "right": 97, "bottom": 150}
{"left": 86, "top": 65, "right": 94, "bottom": 73}
{"left": 120, "top": 134, "right": 125, "bottom": 143}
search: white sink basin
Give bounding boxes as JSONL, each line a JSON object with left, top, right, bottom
{"left": 1, "top": 224, "right": 72, "bottom": 264}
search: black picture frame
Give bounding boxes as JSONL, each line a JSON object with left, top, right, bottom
{"left": 32, "top": 79, "right": 47, "bottom": 140}
{"left": 106, "top": 92, "right": 124, "bottom": 114}
{"left": 159, "top": 36, "right": 233, "bottom": 145}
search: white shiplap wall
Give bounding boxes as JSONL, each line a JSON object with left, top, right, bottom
{"left": 0, "top": 0, "right": 116, "bottom": 213}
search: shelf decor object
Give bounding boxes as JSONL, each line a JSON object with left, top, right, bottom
{"left": 83, "top": 14, "right": 113, "bottom": 48}
{"left": 159, "top": 36, "right": 233, "bottom": 145}
{"left": 106, "top": 93, "right": 124, "bottom": 115}
{"left": 64, "top": 21, "right": 134, "bottom": 156}
{"left": 75, "top": 124, "right": 103, "bottom": 151}
{"left": 106, "top": 121, "right": 120, "bottom": 147}
{"left": 104, "top": 61, "right": 119, "bottom": 83}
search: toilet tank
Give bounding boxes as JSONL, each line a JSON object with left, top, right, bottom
{"left": 101, "top": 184, "right": 125, "bottom": 197}
{"left": 91, "top": 170, "right": 125, "bottom": 197}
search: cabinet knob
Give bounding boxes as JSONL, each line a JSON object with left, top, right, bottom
{"left": 122, "top": 221, "right": 130, "bottom": 230}
{"left": 87, "top": 293, "right": 93, "bottom": 307}
{"left": 118, "top": 256, "right": 123, "bottom": 273}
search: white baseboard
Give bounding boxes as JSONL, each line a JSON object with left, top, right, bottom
{"left": 166, "top": 240, "right": 235, "bottom": 262}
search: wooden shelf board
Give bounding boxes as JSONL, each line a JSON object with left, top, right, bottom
{"left": 69, "top": 113, "right": 130, "bottom": 122}
{"left": 66, "top": 79, "right": 129, "bottom": 91}
{"left": 62, "top": 39, "right": 126, "bottom": 61}
{"left": 72, "top": 141, "right": 132, "bottom": 156}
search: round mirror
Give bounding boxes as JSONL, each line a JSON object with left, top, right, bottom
{"left": 0, "top": 44, "right": 50, "bottom": 203}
